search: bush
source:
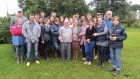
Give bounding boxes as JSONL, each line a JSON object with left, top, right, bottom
{"left": 131, "top": 20, "right": 140, "bottom": 28}
{"left": 0, "top": 17, "right": 12, "bottom": 44}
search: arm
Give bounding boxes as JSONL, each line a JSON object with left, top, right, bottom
{"left": 41, "top": 27, "right": 44, "bottom": 41}
{"left": 116, "top": 28, "right": 127, "bottom": 41}
{"left": 51, "top": 26, "right": 60, "bottom": 36}
{"left": 97, "top": 26, "right": 108, "bottom": 36}
{"left": 22, "top": 23, "right": 28, "bottom": 39}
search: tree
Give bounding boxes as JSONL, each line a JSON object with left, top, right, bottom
{"left": 88, "top": 0, "right": 130, "bottom": 20}
{"left": 18, "top": 0, "right": 89, "bottom": 17}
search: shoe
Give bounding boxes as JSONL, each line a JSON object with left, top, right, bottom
{"left": 94, "top": 55, "right": 98, "bottom": 59}
{"left": 107, "top": 59, "right": 112, "bottom": 63}
{"left": 35, "top": 60, "right": 40, "bottom": 64}
{"left": 112, "top": 71, "right": 120, "bottom": 76}
{"left": 84, "top": 61, "right": 88, "bottom": 65}
{"left": 67, "top": 59, "right": 71, "bottom": 61}
{"left": 26, "top": 62, "right": 30, "bottom": 67}
{"left": 82, "top": 57, "right": 86, "bottom": 60}
{"left": 108, "top": 67, "right": 116, "bottom": 71}
{"left": 101, "top": 63, "right": 105, "bottom": 68}
{"left": 16, "top": 57, "right": 20, "bottom": 64}
{"left": 46, "top": 58, "right": 50, "bottom": 61}
{"left": 20, "top": 56, "right": 23, "bottom": 63}
{"left": 87, "top": 62, "right": 92, "bottom": 65}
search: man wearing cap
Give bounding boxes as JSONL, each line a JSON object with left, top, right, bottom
{"left": 10, "top": 9, "right": 28, "bottom": 28}
{"left": 59, "top": 19, "right": 72, "bottom": 61}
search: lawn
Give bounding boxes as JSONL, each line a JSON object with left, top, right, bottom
{"left": 0, "top": 28, "right": 140, "bottom": 79}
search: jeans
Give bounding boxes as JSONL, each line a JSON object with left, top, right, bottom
{"left": 110, "top": 48, "right": 122, "bottom": 71}
{"left": 85, "top": 41, "right": 95, "bottom": 62}
{"left": 26, "top": 42, "right": 39, "bottom": 62}
{"left": 15, "top": 45, "right": 24, "bottom": 57}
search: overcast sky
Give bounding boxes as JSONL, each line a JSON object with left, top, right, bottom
{"left": 0, "top": 0, "right": 140, "bottom": 17}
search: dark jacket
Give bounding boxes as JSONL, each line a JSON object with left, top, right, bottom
{"left": 50, "top": 24, "right": 61, "bottom": 42}
{"left": 107, "top": 25, "right": 127, "bottom": 48}
{"left": 42, "top": 25, "right": 51, "bottom": 41}
{"left": 85, "top": 26, "right": 96, "bottom": 41}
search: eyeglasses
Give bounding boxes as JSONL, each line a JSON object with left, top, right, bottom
{"left": 107, "top": 14, "right": 111, "bottom": 15}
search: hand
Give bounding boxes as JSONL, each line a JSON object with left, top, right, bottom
{"left": 42, "top": 41, "right": 44, "bottom": 44}
{"left": 93, "top": 33, "right": 97, "bottom": 37}
{"left": 112, "top": 37, "right": 117, "bottom": 41}
{"left": 86, "top": 39, "right": 90, "bottom": 43}
{"left": 110, "top": 36, "right": 113, "bottom": 41}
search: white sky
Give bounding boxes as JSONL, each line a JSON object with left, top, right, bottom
{"left": 0, "top": 0, "right": 140, "bottom": 17}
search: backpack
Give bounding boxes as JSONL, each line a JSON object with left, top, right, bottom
{"left": 11, "top": 24, "right": 22, "bottom": 36}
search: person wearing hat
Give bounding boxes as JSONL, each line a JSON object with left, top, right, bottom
{"left": 10, "top": 8, "right": 28, "bottom": 28}
{"left": 59, "top": 19, "right": 72, "bottom": 61}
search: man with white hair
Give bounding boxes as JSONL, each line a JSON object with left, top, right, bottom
{"left": 10, "top": 9, "right": 28, "bottom": 28}
{"left": 103, "top": 10, "right": 113, "bottom": 63}
{"left": 59, "top": 19, "right": 72, "bottom": 61}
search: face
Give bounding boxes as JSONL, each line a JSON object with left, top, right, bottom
{"left": 55, "top": 20, "right": 60, "bottom": 25}
{"left": 18, "top": 11, "right": 23, "bottom": 17}
{"left": 39, "top": 18, "right": 44, "bottom": 23}
{"left": 81, "top": 16, "right": 85, "bottom": 20}
{"left": 73, "top": 22, "right": 78, "bottom": 27}
{"left": 82, "top": 21, "right": 87, "bottom": 26}
{"left": 35, "top": 15, "right": 39, "bottom": 21}
{"left": 29, "top": 15, "right": 35, "bottom": 22}
{"left": 113, "top": 18, "right": 119, "bottom": 26}
{"left": 69, "top": 18, "right": 73, "bottom": 24}
{"left": 98, "top": 18, "right": 103, "bottom": 25}
{"left": 64, "top": 21, "right": 69, "bottom": 26}
{"left": 106, "top": 12, "right": 112, "bottom": 19}
{"left": 93, "top": 19, "right": 97, "bottom": 24}
{"left": 60, "top": 17, "right": 64, "bottom": 22}
{"left": 41, "top": 12, "right": 45, "bottom": 17}
{"left": 89, "top": 21, "right": 93, "bottom": 27}
{"left": 50, "top": 16, "right": 54, "bottom": 21}
{"left": 87, "top": 15, "right": 92, "bottom": 19}
{"left": 45, "top": 19, "right": 50, "bottom": 24}
{"left": 17, "top": 19, "right": 22, "bottom": 24}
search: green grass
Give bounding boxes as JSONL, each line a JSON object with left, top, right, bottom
{"left": 0, "top": 27, "right": 140, "bottom": 79}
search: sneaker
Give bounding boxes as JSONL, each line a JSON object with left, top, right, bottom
{"left": 26, "top": 62, "right": 30, "bottom": 67}
{"left": 107, "top": 59, "right": 112, "bottom": 63}
{"left": 112, "top": 71, "right": 120, "bottom": 76}
{"left": 108, "top": 67, "right": 116, "bottom": 71}
{"left": 94, "top": 55, "right": 98, "bottom": 59}
{"left": 87, "top": 62, "right": 92, "bottom": 65}
{"left": 35, "top": 60, "right": 40, "bottom": 64}
{"left": 84, "top": 61, "right": 88, "bottom": 65}
{"left": 82, "top": 57, "right": 86, "bottom": 60}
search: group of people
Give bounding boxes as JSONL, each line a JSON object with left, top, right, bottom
{"left": 10, "top": 9, "right": 127, "bottom": 76}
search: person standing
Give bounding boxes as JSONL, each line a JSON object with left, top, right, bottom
{"left": 84, "top": 20, "right": 96, "bottom": 65}
{"left": 103, "top": 10, "right": 113, "bottom": 63}
{"left": 11, "top": 18, "right": 25, "bottom": 64}
{"left": 50, "top": 18, "right": 61, "bottom": 59}
{"left": 59, "top": 19, "right": 72, "bottom": 61}
{"left": 10, "top": 9, "right": 28, "bottom": 28}
{"left": 42, "top": 18, "right": 52, "bottom": 61}
{"left": 93, "top": 17, "right": 108, "bottom": 67}
{"left": 22, "top": 14, "right": 41, "bottom": 66}
{"left": 71, "top": 20, "right": 81, "bottom": 59}
{"left": 79, "top": 20, "right": 89, "bottom": 60}
{"left": 108, "top": 16, "right": 127, "bottom": 76}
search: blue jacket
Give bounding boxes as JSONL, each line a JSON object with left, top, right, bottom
{"left": 50, "top": 24, "right": 61, "bottom": 42}
{"left": 103, "top": 18, "right": 113, "bottom": 31}
{"left": 96, "top": 24, "right": 107, "bottom": 42}
{"left": 107, "top": 25, "right": 127, "bottom": 48}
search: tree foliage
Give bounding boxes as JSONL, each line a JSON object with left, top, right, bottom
{"left": 18, "top": 0, "right": 89, "bottom": 17}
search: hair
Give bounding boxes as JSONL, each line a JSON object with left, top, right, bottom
{"left": 30, "top": 14, "right": 34, "bottom": 17}
{"left": 113, "top": 16, "right": 120, "bottom": 22}
{"left": 54, "top": 18, "right": 60, "bottom": 22}
{"left": 106, "top": 10, "right": 113, "bottom": 15}
{"left": 44, "top": 18, "right": 50, "bottom": 23}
